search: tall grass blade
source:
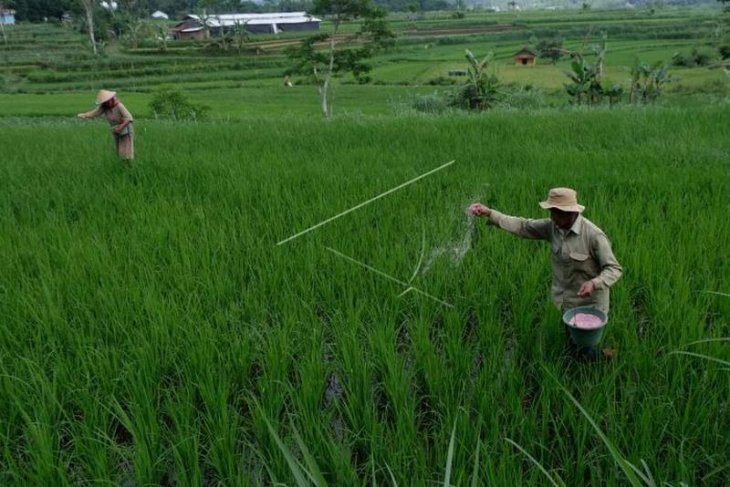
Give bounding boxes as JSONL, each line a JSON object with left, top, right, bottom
{"left": 262, "top": 415, "right": 311, "bottom": 487}
{"left": 443, "top": 419, "right": 457, "bottom": 487}
{"left": 326, "top": 246, "right": 454, "bottom": 307}
{"left": 292, "top": 425, "right": 328, "bottom": 486}
{"left": 544, "top": 369, "right": 651, "bottom": 486}
{"left": 384, "top": 462, "right": 398, "bottom": 486}
{"left": 470, "top": 436, "right": 481, "bottom": 487}
{"left": 683, "top": 338, "right": 730, "bottom": 346}
{"left": 277, "top": 159, "right": 455, "bottom": 245}
{"left": 505, "top": 438, "right": 563, "bottom": 487}
{"left": 668, "top": 351, "right": 730, "bottom": 368}
{"left": 408, "top": 226, "right": 427, "bottom": 284}
{"left": 701, "top": 291, "right": 730, "bottom": 298}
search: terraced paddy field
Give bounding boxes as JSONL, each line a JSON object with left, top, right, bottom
{"left": 1, "top": 7, "right": 727, "bottom": 100}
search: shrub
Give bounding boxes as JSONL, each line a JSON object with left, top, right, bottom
{"left": 148, "top": 85, "right": 209, "bottom": 121}
{"left": 499, "top": 84, "right": 548, "bottom": 110}
{"left": 426, "top": 76, "right": 457, "bottom": 86}
{"left": 719, "top": 44, "right": 730, "bottom": 60}
{"left": 671, "top": 48, "right": 716, "bottom": 67}
{"left": 535, "top": 38, "right": 564, "bottom": 64}
{"left": 410, "top": 92, "right": 451, "bottom": 113}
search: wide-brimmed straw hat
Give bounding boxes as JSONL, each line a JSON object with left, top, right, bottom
{"left": 95, "top": 90, "right": 116, "bottom": 105}
{"left": 539, "top": 187, "right": 585, "bottom": 213}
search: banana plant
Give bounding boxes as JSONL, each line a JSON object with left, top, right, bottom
{"left": 629, "top": 58, "right": 672, "bottom": 104}
{"left": 461, "top": 49, "right": 500, "bottom": 110}
{"left": 563, "top": 34, "right": 608, "bottom": 105}
{"left": 564, "top": 53, "right": 594, "bottom": 105}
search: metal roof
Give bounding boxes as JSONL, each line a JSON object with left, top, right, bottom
{"left": 187, "top": 12, "right": 320, "bottom": 27}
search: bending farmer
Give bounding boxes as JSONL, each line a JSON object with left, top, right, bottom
{"left": 78, "top": 90, "right": 134, "bottom": 160}
{"left": 469, "top": 187, "right": 623, "bottom": 361}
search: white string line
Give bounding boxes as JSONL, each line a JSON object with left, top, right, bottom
{"left": 325, "top": 247, "right": 454, "bottom": 308}
{"left": 276, "top": 160, "right": 456, "bottom": 246}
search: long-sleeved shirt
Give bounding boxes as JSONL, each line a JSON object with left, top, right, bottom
{"left": 488, "top": 210, "right": 623, "bottom": 313}
{"left": 80, "top": 102, "right": 134, "bottom": 136}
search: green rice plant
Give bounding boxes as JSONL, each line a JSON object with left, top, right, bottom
{"left": 669, "top": 336, "right": 730, "bottom": 369}
{"left": 0, "top": 103, "right": 728, "bottom": 484}
{"left": 546, "top": 368, "right": 656, "bottom": 487}
{"left": 261, "top": 409, "right": 328, "bottom": 486}
{"left": 505, "top": 437, "right": 566, "bottom": 487}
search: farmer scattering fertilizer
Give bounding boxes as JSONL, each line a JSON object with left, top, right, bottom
{"left": 469, "top": 187, "right": 623, "bottom": 362}
{"left": 77, "top": 90, "right": 135, "bottom": 161}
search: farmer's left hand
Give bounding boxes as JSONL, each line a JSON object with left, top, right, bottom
{"left": 578, "top": 281, "right": 595, "bottom": 297}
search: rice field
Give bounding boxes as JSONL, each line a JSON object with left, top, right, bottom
{"left": 1, "top": 5, "right": 730, "bottom": 485}
{"left": 1, "top": 104, "right": 729, "bottom": 485}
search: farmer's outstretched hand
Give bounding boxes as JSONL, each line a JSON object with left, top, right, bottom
{"left": 578, "top": 280, "right": 595, "bottom": 297}
{"left": 469, "top": 203, "right": 492, "bottom": 217}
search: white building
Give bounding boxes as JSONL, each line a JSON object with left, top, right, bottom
{"left": 183, "top": 12, "right": 321, "bottom": 35}
{"left": 0, "top": 9, "right": 15, "bottom": 25}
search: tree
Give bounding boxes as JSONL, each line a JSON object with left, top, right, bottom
{"left": 151, "top": 20, "right": 169, "bottom": 51}
{"left": 288, "top": 0, "right": 394, "bottom": 119}
{"left": 234, "top": 20, "right": 251, "bottom": 53}
{"left": 78, "top": 0, "right": 97, "bottom": 55}
{"left": 123, "top": 16, "right": 152, "bottom": 49}
{"left": 8, "top": 0, "right": 74, "bottom": 22}
{"left": 535, "top": 38, "right": 564, "bottom": 64}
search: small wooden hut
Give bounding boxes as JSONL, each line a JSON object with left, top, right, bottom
{"left": 514, "top": 47, "right": 537, "bottom": 66}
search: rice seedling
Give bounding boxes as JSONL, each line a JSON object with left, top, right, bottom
{"left": 0, "top": 102, "right": 728, "bottom": 484}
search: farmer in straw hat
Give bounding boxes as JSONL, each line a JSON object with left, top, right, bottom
{"left": 469, "top": 188, "right": 623, "bottom": 361}
{"left": 77, "top": 90, "right": 134, "bottom": 161}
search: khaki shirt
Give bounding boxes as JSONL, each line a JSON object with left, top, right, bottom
{"left": 488, "top": 211, "right": 623, "bottom": 313}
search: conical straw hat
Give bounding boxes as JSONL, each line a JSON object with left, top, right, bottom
{"left": 95, "top": 90, "right": 116, "bottom": 105}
